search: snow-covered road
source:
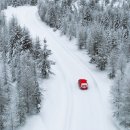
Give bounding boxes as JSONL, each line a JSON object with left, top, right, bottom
{"left": 5, "top": 6, "right": 117, "bottom": 130}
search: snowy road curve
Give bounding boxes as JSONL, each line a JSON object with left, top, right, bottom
{"left": 5, "top": 6, "right": 117, "bottom": 130}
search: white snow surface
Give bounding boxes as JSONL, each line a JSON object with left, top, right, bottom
{"left": 5, "top": 6, "right": 118, "bottom": 130}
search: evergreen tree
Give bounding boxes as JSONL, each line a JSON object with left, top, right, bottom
{"left": 120, "top": 63, "right": 130, "bottom": 128}
{"left": 87, "top": 23, "right": 104, "bottom": 63}
{"left": 33, "top": 37, "right": 42, "bottom": 60}
{"left": 79, "top": 3, "right": 92, "bottom": 26}
{"left": 108, "top": 48, "right": 118, "bottom": 78}
{"left": 12, "top": 0, "right": 20, "bottom": 7}
{"left": 0, "top": 81, "right": 10, "bottom": 130}
{"left": 39, "top": 44, "right": 54, "bottom": 78}
{"left": 105, "top": 0, "right": 110, "bottom": 5}
{"left": 117, "top": 53, "right": 127, "bottom": 75}
{"left": 9, "top": 18, "right": 23, "bottom": 82}
{"left": 19, "top": 53, "right": 41, "bottom": 115}
{"left": 38, "top": 0, "right": 47, "bottom": 22}
{"left": 30, "top": 0, "right": 37, "bottom": 5}
{"left": 111, "top": 70, "right": 123, "bottom": 121}
{"left": 95, "top": 32, "right": 108, "bottom": 70}
{"left": 45, "top": 1, "right": 57, "bottom": 28}
{"left": 78, "top": 26, "right": 87, "bottom": 49}
{"left": 21, "top": 28, "right": 32, "bottom": 51}
{"left": 0, "top": 0, "right": 8, "bottom": 10}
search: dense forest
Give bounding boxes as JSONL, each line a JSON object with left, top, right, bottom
{"left": 0, "top": 1, "right": 54, "bottom": 129}
{"left": 0, "top": 0, "right": 37, "bottom": 9}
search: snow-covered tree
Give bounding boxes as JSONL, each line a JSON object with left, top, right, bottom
{"left": 38, "top": 0, "right": 47, "bottom": 22}
{"left": 95, "top": 33, "right": 108, "bottom": 70}
{"left": 9, "top": 18, "right": 23, "bottom": 82}
{"left": 18, "top": 53, "right": 41, "bottom": 115}
{"left": 79, "top": 3, "right": 92, "bottom": 26}
{"left": 0, "top": 26, "right": 10, "bottom": 128}
{"left": 39, "top": 43, "right": 54, "bottom": 78}
{"left": 111, "top": 70, "right": 123, "bottom": 121}
{"left": 9, "top": 17, "right": 20, "bottom": 59}
{"left": 77, "top": 26, "right": 87, "bottom": 49}
{"left": 30, "top": 0, "right": 37, "bottom": 5}
{"left": 108, "top": 48, "right": 118, "bottom": 78}
{"left": 112, "top": 63, "right": 130, "bottom": 128}
{"left": 0, "top": 0, "right": 8, "bottom": 10}
{"left": 117, "top": 53, "right": 127, "bottom": 75}
{"left": 21, "top": 28, "right": 32, "bottom": 51}
{"left": 0, "top": 80, "right": 10, "bottom": 130}
{"left": 119, "top": 63, "right": 130, "bottom": 128}
{"left": 44, "top": 1, "right": 57, "bottom": 28}
{"left": 105, "top": 0, "right": 110, "bottom": 6}
{"left": 11, "top": 0, "right": 20, "bottom": 7}
{"left": 87, "top": 23, "right": 106, "bottom": 65}
{"left": 32, "top": 37, "right": 42, "bottom": 60}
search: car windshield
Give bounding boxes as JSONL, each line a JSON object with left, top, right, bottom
{"left": 82, "top": 83, "right": 87, "bottom": 88}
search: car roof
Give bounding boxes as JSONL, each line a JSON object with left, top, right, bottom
{"left": 79, "top": 79, "right": 87, "bottom": 82}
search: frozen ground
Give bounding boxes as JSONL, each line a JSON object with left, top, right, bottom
{"left": 5, "top": 6, "right": 117, "bottom": 130}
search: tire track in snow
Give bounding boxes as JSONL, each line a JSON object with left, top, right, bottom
{"left": 50, "top": 32, "right": 102, "bottom": 100}
{"left": 47, "top": 29, "right": 107, "bottom": 130}
{"left": 45, "top": 36, "right": 74, "bottom": 130}
{"left": 46, "top": 32, "right": 101, "bottom": 130}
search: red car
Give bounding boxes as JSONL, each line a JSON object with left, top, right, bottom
{"left": 78, "top": 79, "right": 88, "bottom": 90}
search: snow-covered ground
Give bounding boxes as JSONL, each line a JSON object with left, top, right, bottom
{"left": 5, "top": 6, "right": 117, "bottom": 130}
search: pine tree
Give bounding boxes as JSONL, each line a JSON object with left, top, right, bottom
{"left": 38, "top": 0, "right": 47, "bottom": 22}
{"left": 108, "top": 48, "right": 118, "bottom": 78}
{"left": 78, "top": 26, "right": 87, "bottom": 49}
{"left": 30, "top": 0, "right": 37, "bottom": 5}
{"left": 21, "top": 28, "right": 32, "bottom": 51}
{"left": 0, "top": 23, "right": 9, "bottom": 85}
{"left": 9, "top": 18, "right": 23, "bottom": 82}
{"left": 0, "top": 13, "right": 6, "bottom": 28}
{"left": 95, "top": 32, "right": 108, "bottom": 70}
{"left": 113, "top": 64, "right": 130, "bottom": 129}
{"left": 32, "top": 37, "right": 41, "bottom": 60}
{"left": 111, "top": 70, "right": 123, "bottom": 122}
{"left": 113, "top": 12, "right": 121, "bottom": 31}
{"left": 45, "top": 1, "right": 57, "bottom": 27}
{"left": 9, "top": 17, "right": 22, "bottom": 60}
{"left": 117, "top": 53, "right": 127, "bottom": 75}
{"left": 105, "top": 0, "right": 110, "bottom": 5}
{"left": 0, "top": 0, "right": 8, "bottom": 10}
{"left": 18, "top": 52, "right": 41, "bottom": 115}
{"left": 39, "top": 44, "right": 54, "bottom": 78}
{"left": 0, "top": 81, "right": 10, "bottom": 130}
{"left": 87, "top": 23, "right": 104, "bottom": 64}
{"left": 61, "top": 16, "right": 68, "bottom": 35}
{"left": 79, "top": 3, "right": 92, "bottom": 26}
{"left": 12, "top": 0, "right": 20, "bottom": 7}
{"left": 119, "top": 63, "right": 130, "bottom": 128}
